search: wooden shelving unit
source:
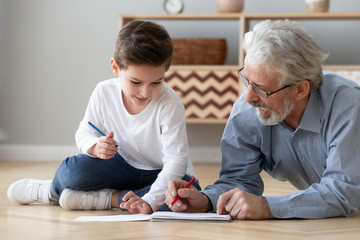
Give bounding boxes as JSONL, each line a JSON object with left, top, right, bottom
{"left": 119, "top": 13, "right": 360, "bottom": 124}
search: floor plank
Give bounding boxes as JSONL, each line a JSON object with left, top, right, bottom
{"left": 1, "top": 161, "right": 359, "bottom": 240}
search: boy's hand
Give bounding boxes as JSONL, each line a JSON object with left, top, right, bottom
{"left": 120, "top": 191, "right": 153, "bottom": 214}
{"left": 88, "top": 131, "right": 118, "bottom": 159}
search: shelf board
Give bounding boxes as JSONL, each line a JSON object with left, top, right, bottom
{"left": 186, "top": 118, "right": 227, "bottom": 124}
{"left": 120, "top": 12, "right": 360, "bottom": 21}
{"left": 120, "top": 13, "right": 244, "bottom": 20}
{"left": 244, "top": 12, "right": 360, "bottom": 20}
{"left": 169, "top": 65, "right": 238, "bottom": 70}
{"left": 323, "top": 65, "right": 360, "bottom": 70}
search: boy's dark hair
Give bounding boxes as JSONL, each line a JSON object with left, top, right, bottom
{"left": 114, "top": 20, "right": 173, "bottom": 71}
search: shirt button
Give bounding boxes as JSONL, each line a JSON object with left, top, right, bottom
{"left": 279, "top": 209, "right": 284, "bottom": 217}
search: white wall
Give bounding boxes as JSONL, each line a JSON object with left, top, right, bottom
{"left": 0, "top": 0, "right": 359, "bottom": 161}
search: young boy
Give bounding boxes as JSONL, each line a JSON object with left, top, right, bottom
{"left": 7, "top": 20, "right": 200, "bottom": 214}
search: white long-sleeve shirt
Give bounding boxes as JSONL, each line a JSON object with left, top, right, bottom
{"left": 75, "top": 78, "right": 196, "bottom": 211}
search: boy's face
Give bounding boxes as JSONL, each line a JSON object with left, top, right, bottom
{"left": 111, "top": 60, "right": 166, "bottom": 114}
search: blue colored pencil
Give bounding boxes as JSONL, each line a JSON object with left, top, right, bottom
{"left": 88, "top": 121, "right": 120, "bottom": 149}
{"left": 88, "top": 121, "right": 106, "bottom": 136}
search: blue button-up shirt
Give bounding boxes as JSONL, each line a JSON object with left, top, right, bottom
{"left": 202, "top": 72, "right": 360, "bottom": 219}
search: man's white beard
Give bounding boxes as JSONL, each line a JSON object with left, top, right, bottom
{"left": 250, "top": 96, "right": 294, "bottom": 125}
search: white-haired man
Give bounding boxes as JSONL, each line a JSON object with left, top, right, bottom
{"left": 165, "top": 20, "right": 360, "bottom": 220}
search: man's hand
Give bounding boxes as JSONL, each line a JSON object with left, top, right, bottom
{"left": 119, "top": 191, "right": 153, "bottom": 214}
{"left": 165, "top": 180, "right": 211, "bottom": 213}
{"left": 88, "top": 131, "right": 118, "bottom": 159}
{"left": 216, "top": 188, "right": 272, "bottom": 220}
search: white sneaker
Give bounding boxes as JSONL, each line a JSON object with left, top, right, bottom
{"left": 59, "top": 188, "right": 115, "bottom": 210}
{"left": 7, "top": 178, "right": 53, "bottom": 205}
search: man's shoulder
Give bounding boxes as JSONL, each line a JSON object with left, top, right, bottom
{"left": 319, "top": 72, "right": 360, "bottom": 102}
{"left": 232, "top": 95, "right": 256, "bottom": 115}
{"left": 229, "top": 95, "right": 260, "bottom": 127}
{"left": 322, "top": 72, "right": 360, "bottom": 90}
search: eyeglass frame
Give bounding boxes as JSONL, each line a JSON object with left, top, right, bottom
{"left": 237, "top": 67, "right": 293, "bottom": 99}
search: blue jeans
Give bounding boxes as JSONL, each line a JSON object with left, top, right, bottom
{"left": 51, "top": 153, "right": 201, "bottom": 210}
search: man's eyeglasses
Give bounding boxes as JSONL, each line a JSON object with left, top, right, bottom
{"left": 237, "top": 67, "right": 293, "bottom": 99}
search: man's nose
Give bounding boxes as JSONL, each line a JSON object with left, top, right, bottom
{"left": 244, "top": 85, "right": 260, "bottom": 103}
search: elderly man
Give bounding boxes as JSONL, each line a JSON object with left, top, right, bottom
{"left": 165, "top": 20, "right": 360, "bottom": 219}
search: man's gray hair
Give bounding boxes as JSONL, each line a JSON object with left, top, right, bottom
{"left": 243, "top": 20, "right": 328, "bottom": 93}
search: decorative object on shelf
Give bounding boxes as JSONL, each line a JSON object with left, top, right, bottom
{"left": 216, "top": 0, "right": 244, "bottom": 13}
{"left": 305, "top": 0, "right": 329, "bottom": 13}
{"left": 172, "top": 38, "right": 227, "bottom": 65}
{"left": 163, "top": 0, "right": 184, "bottom": 14}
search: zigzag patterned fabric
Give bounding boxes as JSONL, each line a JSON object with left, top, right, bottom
{"left": 165, "top": 68, "right": 240, "bottom": 121}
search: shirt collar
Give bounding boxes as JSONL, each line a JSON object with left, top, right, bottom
{"left": 297, "top": 90, "right": 321, "bottom": 133}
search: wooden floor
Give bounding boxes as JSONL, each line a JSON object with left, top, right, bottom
{"left": 1, "top": 161, "right": 360, "bottom": 240}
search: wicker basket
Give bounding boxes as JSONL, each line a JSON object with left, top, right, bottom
{"left": 172, "top": 38, "right": 227, "bottom": 65}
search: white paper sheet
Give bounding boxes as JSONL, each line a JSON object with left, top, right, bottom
{"left": 74, "top": 214, "right": 151, "bottom": 222}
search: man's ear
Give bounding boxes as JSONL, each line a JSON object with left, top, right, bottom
{"left": 294, "top": 80, "right": 310, "bottom": 100}
{"left": 110, "top": 58, "right": 119, "bottom": 76}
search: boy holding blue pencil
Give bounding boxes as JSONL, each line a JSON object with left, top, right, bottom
{"left": 7, "top": 20, "right": 200, "bottom": 214}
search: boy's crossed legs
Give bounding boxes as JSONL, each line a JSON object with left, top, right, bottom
{"left": 8, "top": 153, "right": 200, "bottom": 211}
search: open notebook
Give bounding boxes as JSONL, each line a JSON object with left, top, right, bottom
{"left": 74, "top": 212, "right": 232, "bottom": 222}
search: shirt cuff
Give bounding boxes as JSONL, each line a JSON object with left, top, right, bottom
{"left": 200, "top": 189, "right": 220, "bottom": 213}
{"left": 264, "top": 195, "right": 293, "bottom": 218}
{"left": 141, "top": 195, "right": 160, "bottom": 212}
{"left": 80, "top": 138, "right": 99, "bottom": 156}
